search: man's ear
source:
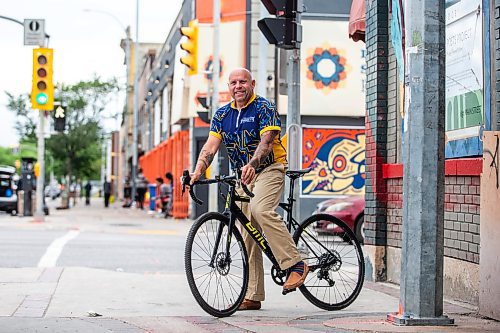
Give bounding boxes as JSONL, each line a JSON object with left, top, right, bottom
{"left": 252, "top": 80, "right": 256, "bottom": 88}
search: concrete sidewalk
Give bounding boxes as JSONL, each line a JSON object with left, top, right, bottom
{"left": 0, "top": 199, "right": 498, "bottom": 332}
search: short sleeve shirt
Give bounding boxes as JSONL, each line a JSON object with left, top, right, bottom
{"left": 209, "top": 94, "right": 287, "bottom": 170}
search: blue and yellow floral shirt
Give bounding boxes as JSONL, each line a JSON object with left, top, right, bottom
{"left": 209, "top": 94, "right": 287, "bottom": 170}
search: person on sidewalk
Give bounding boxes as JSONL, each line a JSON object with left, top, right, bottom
{"left": 189, "top": 68, "right": 308, "bottom": 311}
{"left": 84, "top": 181, "right": 92, "bottom": 206}
{"left": 103, "top": 178, "right": 111, "bottom": 208}
{"left": 122, "top": 177, "right": 132, "bottom": 208}
{"left": 135, "top": 169, "right": 147, "bottom": 210}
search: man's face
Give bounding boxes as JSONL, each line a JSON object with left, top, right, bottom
{"left": 228, "top": 70, "right": 255, "bottom": 107}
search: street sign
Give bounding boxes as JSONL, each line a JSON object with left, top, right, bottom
{"left": 24, "top": 19, "right": 45, "bottom": 46}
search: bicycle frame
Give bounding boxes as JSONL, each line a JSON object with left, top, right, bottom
{"left": 210, "top": 174, "right": 303, "bottom": 271}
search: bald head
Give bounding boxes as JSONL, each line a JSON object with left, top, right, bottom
{"left": 227, "top": 68, "right": 256, "bottom": 108}
{"left": 228, "top": 68, "right": 253, "bottom": 82}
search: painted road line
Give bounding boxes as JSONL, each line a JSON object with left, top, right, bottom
{"left": 37, "top": 230, "right": 80, "bottom": 268}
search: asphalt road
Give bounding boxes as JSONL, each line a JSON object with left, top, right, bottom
{"left": 0, "top": 197, "right": 189, "bottom": 274}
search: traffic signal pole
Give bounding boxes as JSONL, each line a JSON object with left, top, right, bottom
{"left": 131, "top": 0, "right": 140, "bottom": 206}
{"left": 285, "top": 44, "right": 301, "bottom": 220}
{"left": 387, "top": 0, "right": 453, "bottom": 326}
{"left": 209, "top": 0, "right": 221, "bottom": 212}
{"left": 35, "top": 110, "right": 45, "bottom": 220}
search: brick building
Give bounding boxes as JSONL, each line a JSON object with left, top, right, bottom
{"left": 359, "top": 0, "right": 499, "bottom": 319}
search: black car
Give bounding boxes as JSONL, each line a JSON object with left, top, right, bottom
{"left": 0, "top": 165, "right": 18, "bottom": 215}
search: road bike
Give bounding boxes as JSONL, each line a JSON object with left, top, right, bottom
{"left": 182, "top": 168, "right": 364, "bottom": 317}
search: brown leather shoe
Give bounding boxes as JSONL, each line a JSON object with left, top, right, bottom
{"left": 283, "top": 261, "right": 309, "bottom": 291}
{"left": 237, "top": 299, "right": 261, "bottom": 311}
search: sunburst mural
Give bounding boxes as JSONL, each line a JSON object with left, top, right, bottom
{"left": 305, "top": 45, "right": 351, "bottom": 92}
{"left": 302, "top": 128, "right": 365, "bottom": 196}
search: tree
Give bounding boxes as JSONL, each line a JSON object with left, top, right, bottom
{"left": 47, "top": 77, "right": 120, "bottom": 181}
{"left": 0, "top": 146, "right": 18, "bottom": 167}
{"left": 5, "top": 92, "right": 37, "bottom": 141}
{"left": 5, "top": 76, "right": 120, "bottom": 183}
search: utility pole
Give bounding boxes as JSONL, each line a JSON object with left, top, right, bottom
{"left": 209, "top": 0, "right": 221, "bottom": 212}
{"left": 35, "top": 111, "right": 45, "bottom": 219}
{"left": 131, "top": 0, "right": 140, "bottom": 205}
{"left": 285, "top": 5, "right": 302, "bottom": 221}
{"left": 387, "top": 0, "right": 453, "bottom": 326}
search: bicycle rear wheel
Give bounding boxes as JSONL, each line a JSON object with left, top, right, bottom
{"left": 293, "top": 213, "right": 364, "bottom": 311}
{"left": 185, "top": 212, "right": 249, "bottom": 317}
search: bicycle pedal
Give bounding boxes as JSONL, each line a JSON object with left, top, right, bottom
{"left": 282, "top": 288, "right": 296, "bottom": 295}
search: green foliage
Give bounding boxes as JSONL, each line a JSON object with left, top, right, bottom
{"left": 5, "top": 92, "right": 37, "bottom": 141}
{"left": 0, "top": 146, "right": 18, "bottom": 167}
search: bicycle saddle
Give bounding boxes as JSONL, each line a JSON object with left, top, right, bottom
{"left": 285, "top": 168, "right": 312, "bottom": 179}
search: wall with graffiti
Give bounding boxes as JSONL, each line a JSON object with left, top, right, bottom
{"left": 301, "top": 127, "right": 365, "bottom": 196}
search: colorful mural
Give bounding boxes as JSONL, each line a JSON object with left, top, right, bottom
{"left": 302, "top": 127, "right": 365, "bottom": 196}
{"left": 305, "top": 45, "right": 350, "bottom": 92}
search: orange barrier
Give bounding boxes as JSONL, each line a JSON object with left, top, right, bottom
{"left": 139, "top": 131, "right": 190, "bottom": 218}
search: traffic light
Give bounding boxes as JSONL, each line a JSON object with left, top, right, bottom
{"left": 258, "top": 0, "right": 302, "bottom": 49}
{"left": 179, "top": 19, "right": 198, "bottom": 75}
{"left": 54, "top": 106, "right": 66, "bottom": 132}
{"left": 31, "top": 47, "right": 54, "bottom": 110}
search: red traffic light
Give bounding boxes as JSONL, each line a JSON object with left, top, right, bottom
{"left": 260, "top": 0, "right": 301, "bottom": 18}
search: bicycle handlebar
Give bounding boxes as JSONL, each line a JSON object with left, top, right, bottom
{"left": 181, "top": 169, "right": 254, "bottom": 206}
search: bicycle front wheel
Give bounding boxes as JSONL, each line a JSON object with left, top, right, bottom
{"left": 184, "top": 212, "right": 249, "bottom": 317}
{"left": 293, "top": 213, "right": 364, "bottom": 311}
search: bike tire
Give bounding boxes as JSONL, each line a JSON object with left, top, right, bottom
{"left": 293, "top": 213, "right": 365, "bottom": 311}
{"left": 185, "top": 212, "right": 249, "bottom": 317}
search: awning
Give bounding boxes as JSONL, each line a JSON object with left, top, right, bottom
{"left": 349, "top": 0, "right": 366, "bottom": 43}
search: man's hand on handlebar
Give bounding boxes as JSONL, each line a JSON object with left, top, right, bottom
{"left": 241, "top": 164, "right": 256, "bottom": 185}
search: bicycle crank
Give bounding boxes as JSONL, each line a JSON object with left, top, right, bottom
{"left": 271, "top": 265, "right": 287, "bottom": 286}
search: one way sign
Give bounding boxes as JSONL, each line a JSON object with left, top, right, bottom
{"left": 24, "top": 19, "right": 45, "bottom": 46}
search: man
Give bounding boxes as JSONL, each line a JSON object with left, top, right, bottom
{"left": 189, "top": 68, "right": 308, "bottom": 311}
{"left": 103, "top": 178, "right": 111, "bottom": 208}
{"left": 84, "top": 181, "right": 92, "bottom": 206}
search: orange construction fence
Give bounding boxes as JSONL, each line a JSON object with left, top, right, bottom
{"left": 139, "top": 130, "right": 190, "bottom": 218}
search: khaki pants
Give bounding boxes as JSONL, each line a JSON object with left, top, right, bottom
{"left": 237, "top": 163, "right": 302, "bottom": 301}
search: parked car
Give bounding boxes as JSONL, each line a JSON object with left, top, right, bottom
{"left": 0, "top": 165, "right": 18, "bottom": 215}
{"left": 313, "top": 195, "right": 365, "bottom": 243}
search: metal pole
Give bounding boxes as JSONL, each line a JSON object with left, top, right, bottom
{"left": 286, "top": 12, "right": 301, "bottom": 221}
{"left": 387, "top": 0, "right": 453, "bottom": 326}
{"left": 257, "top": 4, "right": 268, "bottom": 97}
{"left": 122, "top": 26, "right": 131, "bottom": 198}
{"left": 131, "top": 0, "right": 140, "bottom": 205}
{"left": 35, "top": 110, "right": 45, "bottom": 220}
{"left": 209, "top": 0, "right": 221, "bottom": 212}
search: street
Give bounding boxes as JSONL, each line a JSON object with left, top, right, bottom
{"left": 0, "top": 198, "right": 498, "bottom": 333}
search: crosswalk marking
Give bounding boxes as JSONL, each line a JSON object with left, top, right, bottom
{"left": 37, "top": 230, "right": 80, "bottom": 268}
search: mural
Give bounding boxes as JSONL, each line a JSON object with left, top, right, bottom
{"left": 302, "top": 127, "right": 365, "bottom": 196}
{"left": 305, "top": 45, "right": 350, "bottom": 92}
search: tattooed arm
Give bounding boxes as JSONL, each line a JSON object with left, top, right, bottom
{"left": 191, "top": 135, "right": 221, "bottom": 184}
{"left": 241, "top": 130, "right": 278, "bottom": 184}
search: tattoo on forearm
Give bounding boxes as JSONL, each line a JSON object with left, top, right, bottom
{"left": 196, "top": 149, "right": 215, "bottom": 173}
{"left": 249, "top": 131, "right": 277, "bottom": 168}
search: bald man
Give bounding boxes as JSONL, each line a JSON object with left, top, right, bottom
{"left": 190, "top": 68, "right": 308, "bottom": 310}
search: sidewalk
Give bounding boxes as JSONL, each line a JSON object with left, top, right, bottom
{"left": 0, "top": 199, "right": 498, "bottom": 332}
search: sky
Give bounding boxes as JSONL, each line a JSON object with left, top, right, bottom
{"left": 0, "top": 0, "right": 182, "bottom": 147}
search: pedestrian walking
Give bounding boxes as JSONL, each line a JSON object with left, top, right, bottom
{"left": 84, "top": 181, "right": 92, "bottom": 206}
{"left": 103, "top": 178, "right": 111, "bottom": 208}
{"left": 135, "top": 169, "right": 148, "bottom": 209}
